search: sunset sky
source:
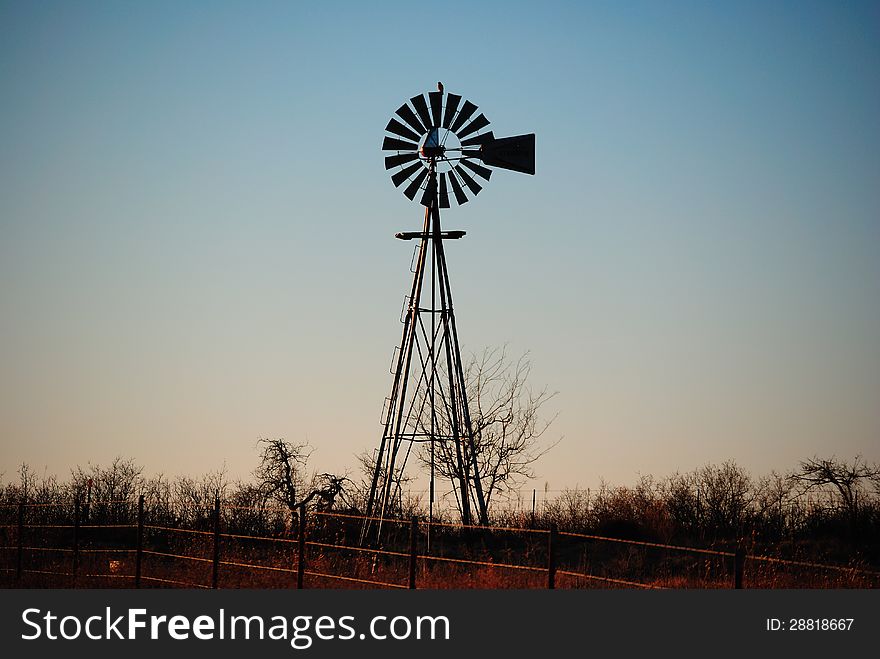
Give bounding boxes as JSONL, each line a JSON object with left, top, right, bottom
{"left": 2, "top": 1, "right": 878, "bottom": 500}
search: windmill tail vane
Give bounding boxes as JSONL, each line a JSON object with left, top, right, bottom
{"left": 364, "top": 83, "right": 534, "bottom": 543}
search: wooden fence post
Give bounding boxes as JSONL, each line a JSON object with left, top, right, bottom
{"left": 409, "top": 516, "right": 418, "bottom": 589}
{"left": 734, "top": 546, "right": 745, "bottom": 589}
{"left": 548, "top": 523, "right": 557, "bottom": 590}
{"left": 290, "top": 507, "right": 298, "bottom": 587}
{"left": 16, "top": 502, "right": 24, "bottom": 586}
{"left": 297, "top": 503, "right": 306, "bottom": 589}
{"left": 72, "top": 499, "right": 81, "bottom": 588}
{"left": 135, "top": 494, "right": 144, "bottom": 588}
{"left": 212, "top": 497, "right": 221, "bottom": 589}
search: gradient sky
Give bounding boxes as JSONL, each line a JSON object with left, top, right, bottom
{"left": 1, "top": 1, "right": 878, "bottom": 498}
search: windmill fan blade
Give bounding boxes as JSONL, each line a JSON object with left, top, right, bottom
{"left": 403, "top": 167, "right": 429, "bottom": 200}
{"left": 396, "top": 103, "right": 425, "bottom": 134}
{"left": 479, "top": 133, "right": 535, "bottom": 175}
{"left": 428, "top": 91, "right": 443, "bottom": 128}
{"left": 391, "top": 161, "right": 423, "bottom": 188}
{"left": 385, "top": 152, "right": 419, "bottom": 170}
{"left": 442, "top": 94, "right": 461, "bottom": 128}
{"left": 438, "top": 172, "right": 450, "bottom": 208}
{"left": 457, "top": 113, "right": 490, "bottom": 139}
{"left": 385, "top": 118, "right": 421, "bottom": 143}
{"left": 454, "top": 165, "right": 482, "bottom": 195}
{"left": 383, "top": 136, "right": 418, "bottom": 151}
{"left": 447, "top": 169, "right": 468, "bottom": 205}
{"left": 410, "top": 94, "right": 433, "bottom": 130}
{"left": 419, "top": 173, "right": 437, "bottom": 207}
{"left": 461, "top": 149, "right": 481, "bottom": 158}
{"left": 460, "top": 158, "right": 492, "bottom": 181}
{"left": 449, "top": 100, "right": 477, "bottom": 133}
{"left": 460, "top": 131, "right": 494, "bottom": 147}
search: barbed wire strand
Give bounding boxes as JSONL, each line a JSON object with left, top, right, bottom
{"left": 23, "top": 568, "right": 73, "bottom": 578}
{"left": 144, "top": 524, "right": 213, "bottom": 537}
{"left": 80, "top": 524, "right": 138, "bottom": 529}
{"left": 142, "top": 549, "right": 212, "bottom": 564}
{"left": 556, "top": 569, "right": 663, "bottom": 590}
{"left": 80, "top": 548, "right": 137, "bottom": 554}
{"left": 140, "top": 575, "right": 210, "bottom": 589}
{"left": 306, "top": 540, "right": 409, "bottom": 559}
{"left": 221, "top": 503, "right": 291, "bottom": 513}
{"left": 218, "top": 559, "right": 296, "bottom": 574}
{"left": 313, "top": 510, "right": 411, "bottom": 526}
{"left": 23, "top": 524, "right": 76, "bottom": 529}
{"left": 304, "top": 570, "right": 407, "bottom": 589}
{"left": 558, "top": 530, "right": 735, "bottom": 557}
{"left": 220, "top": 531, "right": 296, "bottom": 544}
{"left": 747, "top": 554, "right": 880, "bottom": 576}
{"left": 426, "top": 519, "right": 550, "bottom": 534}
{"left": 418, "top": 554, "right": 547, "bottom": 573}
{"left": 19, "top": 546, "right": 74, "bottom": 553}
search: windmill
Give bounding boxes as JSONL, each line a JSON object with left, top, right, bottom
{"left": 365, "top": 83, "right": 535, "bottom": 537}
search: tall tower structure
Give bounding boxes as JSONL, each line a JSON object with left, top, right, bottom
{"left": 366, "top": 84, "right": 535, "bottom": 535}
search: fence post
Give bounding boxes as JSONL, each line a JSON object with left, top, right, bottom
{"left": 297, "top": 503, "right": 306, "bottom": 589}
{"left": 290, "top": 507, "right": 298, "bottom": 587}
{"left": 409, "top": 516, "right": 418, "bottom": 589}
{"left": 16, "top": 502, "right": 24, "bottom": 586}
{"left": 135, "top": 494, "right": 144, "bottom": 588}
{"left": 734, "top": 545, "right": 745, "bottom": 589}
{"left": 212, "top": 497, "right": 221, "bottom": 589}
{"left": 72, "top": 499, "right": 81, "bottom": 588}
{"left": 548, "top": 523, "right": 557, "bottom": 590}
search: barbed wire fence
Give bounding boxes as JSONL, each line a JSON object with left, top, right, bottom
{"left": 1, "top": 499, "right": 877, "bottom": 590}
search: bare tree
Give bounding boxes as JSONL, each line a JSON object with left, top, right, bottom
{"left": 253, "top": 438, "right": 349, "bottom": 513}
{"left": 694, "top": 460, "right": 754, "bottom": 539}
{"left": 70, "top": 457, "right": 144, "bottom": 523}
{"left": 300, "top": 473, "right": 351, "bottom": 511}
{"left": 253, "top": 438, "right": 312, "bottom": 511}
{"left": 789, "top": 455, "right": 880, "bottom": 530}
{"left": 751, "top": 470, "right": 795, "bottom": 537}
{"left": 419, "top": 346, "right": 560, "bottom": 516}
{"left": 172, "top": 466, "right": 229, "bottom": 526}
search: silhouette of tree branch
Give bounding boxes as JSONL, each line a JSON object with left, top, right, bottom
{"left": 418, "top": 346, "right": 560, "bottom": 515}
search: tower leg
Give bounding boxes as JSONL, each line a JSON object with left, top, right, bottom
{"left": 435, "top": 234, "right": 489, "bottom": 525}
{"left": 365, "top": 206, "right": 430, "bottom": 526}
{"left": 365, "top": 162, "right": 488, "bottom": 542}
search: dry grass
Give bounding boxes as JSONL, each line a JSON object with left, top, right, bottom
{"left": 4, "top": 541, "right": 877, "bottom": 589}
{"left": 2, "top": 512, "right": 877, "bottom": 589}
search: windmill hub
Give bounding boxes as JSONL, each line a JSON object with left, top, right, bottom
{"left": 419, "top": 128, "right": 445, "bottom": 159}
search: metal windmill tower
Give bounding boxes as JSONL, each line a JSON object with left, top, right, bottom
{"left": 365, "top": 83, "right": 535, "bottom": 535}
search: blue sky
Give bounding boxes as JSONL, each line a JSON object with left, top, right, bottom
{"left": 1, "top": 1, "right": 878, "bottom": 497}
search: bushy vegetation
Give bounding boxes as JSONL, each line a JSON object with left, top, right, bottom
{"left": 529, "top": 458, "right": 880, "bottom": 565}
{"left": 2, "top": 455, "right": 878, "bottom": 569}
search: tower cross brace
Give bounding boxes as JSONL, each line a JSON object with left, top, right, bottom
{"left": 364, "top": 160, "right": 489, "bottom": 537}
